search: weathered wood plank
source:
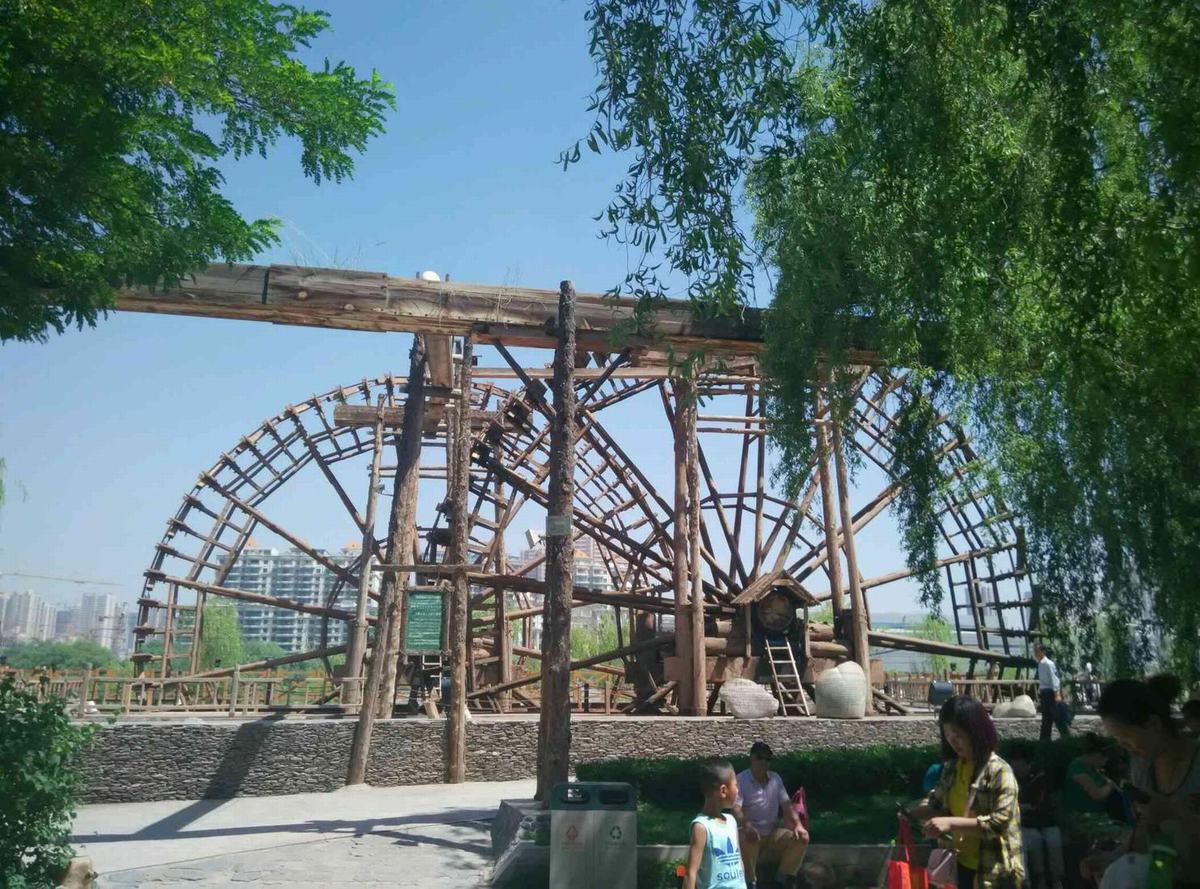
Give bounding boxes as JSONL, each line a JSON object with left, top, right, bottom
{"left": 333, "top": 402, "right": 500, "bottom": 429}
{"left": 115, "top": 263, "right": 765, "bottom": 353}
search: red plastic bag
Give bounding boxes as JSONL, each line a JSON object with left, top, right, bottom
{"left": 885, "top": 815, "right": 929, "bottom": 889}
{"left": 791, "top": 787, "right": 809, "bottom": 831}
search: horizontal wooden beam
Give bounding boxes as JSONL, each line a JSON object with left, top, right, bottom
{"left": 470, "top": 366, "right": 761, "bottom": 381}
{"left": 145, "top": 572, "right": 361, "bottom": 623}
{"left": 810, "top": 543, "right": 1016, "bottom": 599}
{"left": 332, "top": 403, "right": 501, "bottom": 429}
{"left": 172, "top": 644, "right": 349, "bottom": 680}
{"left": 115, "top": 264, "right": 766, "bottom": 355}
{"left": 467, "top": 634, "right": 674, "bottom": 698}
{"left": 869, "top": 629, "right": 1033, "bottom": 667}
{"left": 467, "top": 572, "right": 676, "bottom": 614}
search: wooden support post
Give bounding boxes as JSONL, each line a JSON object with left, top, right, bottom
{"left": 815, "top": 383, "right": 846, "bottom": 620}
{"left": 446, "top": 338, "right": 473, "bottom": 783}
{"left": 536, "top": 281, "right": 577, "bottom": 803}
{"left": 344, "top": 397, "right": 386, "bottom": 712}
{"left": 686, "top": 384, "right": 705, "bottom": 716}
{"left": 77, "top": 663, "right": 92, "bottom": 718}
{"left": 495, "top": 480, "right": 512, "bottom": 712}
{"left": 348, "top": 336, "right": 427, "bottom": 785}
{"left": 229, "top": 665, "right": 241, "bottom": 718}
{"left": 672, "top": 378, "right": 695, "bottom": 712}
{"left": 376, "top": 338, "right": 429, "bottom": 718}
{"left": 830, "top": 393, "right": 872, "bottom": 699}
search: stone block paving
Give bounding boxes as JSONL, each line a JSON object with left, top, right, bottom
{"left": 98, "top": 823, "right": 494, "bottom": 887}
{"left": 73, "top": 779, "right": 536, "bottom": 889}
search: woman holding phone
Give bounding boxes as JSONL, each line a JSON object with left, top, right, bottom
{"left": 1085, "top": 675, "right": 1200, "bottom": 889}
{"left": 909, "top": 696, "right": 1025, "bottom": 889}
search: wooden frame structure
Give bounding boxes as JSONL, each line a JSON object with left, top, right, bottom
{"left": 125, "top": 264, "right": 1037, "bottom": 724}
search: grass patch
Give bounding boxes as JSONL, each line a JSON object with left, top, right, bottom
{"left": 637, "top": 793, "right": 902, "bottom": 846}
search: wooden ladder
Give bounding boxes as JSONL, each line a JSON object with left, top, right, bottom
{"left": 764, "top": 634, "right": 811, "bottom": 716}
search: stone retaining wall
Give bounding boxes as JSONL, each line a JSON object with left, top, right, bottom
{"left": 79, "top": 715, "right": 1080, "bottom": 803}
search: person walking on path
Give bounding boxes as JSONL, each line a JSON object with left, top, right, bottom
{"left": 1034, "top": 645, "right": 1070, "bottom": 741}
{"left": 731, "top": 742, "right": 809, "bottom": 889}
{"left": 684, "top": 758, "right": 748, "bottom": 889}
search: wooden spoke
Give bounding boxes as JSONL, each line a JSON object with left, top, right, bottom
{"left": 137, "top": 352, "right": 1038, "bottom": 700}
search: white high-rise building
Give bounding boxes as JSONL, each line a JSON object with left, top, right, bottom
{"left": 1, "top": 590, "right": 56, "bottom": 642}
{"left": 516, "top": 535, "right": 625, "bottom": 593}
{"left": 513, "top": 535, "right": 630, "bottom": 638}
{"left": 219, "top": 545, "right": 375, "bottom": 653}
{"left": 79, "top": 593, "right": 120, "bottom": 650}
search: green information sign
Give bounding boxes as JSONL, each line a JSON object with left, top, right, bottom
{"left": 404, "top": 589, "right": 445, "bottom": 653}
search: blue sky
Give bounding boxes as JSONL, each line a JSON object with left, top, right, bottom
{"left": 0, "top": 1, "right": 923, "bottom": 616}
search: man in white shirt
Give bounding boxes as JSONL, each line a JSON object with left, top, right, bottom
{"left": 1035, "top": 644, "right": 1071, "bottom": 740}
{"left": 731, "top": 742, "right": 808, "bottom": 889}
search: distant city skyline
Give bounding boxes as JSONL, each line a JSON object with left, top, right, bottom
{"left": 0, "top": 588, "right": 132, "bottom": 657}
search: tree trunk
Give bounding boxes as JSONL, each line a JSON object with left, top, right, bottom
{"left": 375, "top": 337, "right": 428, "bottom": 718}
{"left": 535, "top": 281, "right": 577, "bottom": 803}
{"left": 815, "top": 380, "right": 845, "bottom": 620}
{"left": 672, "top": 378, "right": 694, "bottom": 711}
{"left": 446, "top": 337, "right": 473, "bottom": 782}
{"left": 347, "top": 336, "right": 426, "bottom": 784}
{"left": 686, "top": 385, "right": 706, "bottom": 715}
{"left": 831, "top": 399, "right": 872, "bottom": 703}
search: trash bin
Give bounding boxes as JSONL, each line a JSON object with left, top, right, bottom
{"left": 928, "top": 679, "right": 954, "bottom": 709}
{"left": 549, "top": 781, "right": 637, "bottom": 889}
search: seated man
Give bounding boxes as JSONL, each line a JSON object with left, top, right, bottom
{"left": 731, "top": 742, "right": 808, "bottom": 889}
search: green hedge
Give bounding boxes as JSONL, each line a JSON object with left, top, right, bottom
{"left": 637, "top": 858, "right": 684, "bottom": 889}
{"left": 577, "top": 735, "right": 1094, "bottom": 812}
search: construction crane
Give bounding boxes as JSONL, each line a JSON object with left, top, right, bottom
{"left": 0, "top": 571, "right": 122, "bottom": 587}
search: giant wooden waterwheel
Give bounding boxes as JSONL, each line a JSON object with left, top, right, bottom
{"left": 133, "top": 344, "right": 1037, "bottom": 715}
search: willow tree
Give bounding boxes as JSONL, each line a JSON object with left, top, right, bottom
{"left": 571, "top": 0, "right": 1200, "bottom": 681}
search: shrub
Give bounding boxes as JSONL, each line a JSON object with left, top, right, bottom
{"left": 0, "top": 676, "right": 96, "bottom": 887}
{"left": 577, "top": 735, "right": 1094, "bottom": 812}
{"left": 638, "top": 857, "right": 685, "bottom": 889}
{"left": 0, "top": 640, "right": 118, "bottom": 671}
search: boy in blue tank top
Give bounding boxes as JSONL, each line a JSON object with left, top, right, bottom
{"left": 684, "top": 758, "right": 748, "bottom": 889}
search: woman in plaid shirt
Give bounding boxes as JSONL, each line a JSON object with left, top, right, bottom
{"left": 911, "top": 696, "right": 1025, "bottom": 889}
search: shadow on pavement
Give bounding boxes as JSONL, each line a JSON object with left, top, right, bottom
{"left": 72, "top": 807, "right": 498, "bottom": 845}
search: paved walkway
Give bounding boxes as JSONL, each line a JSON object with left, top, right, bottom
{"left": 72, "top": 779, "right": 536, "bottom": 887}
